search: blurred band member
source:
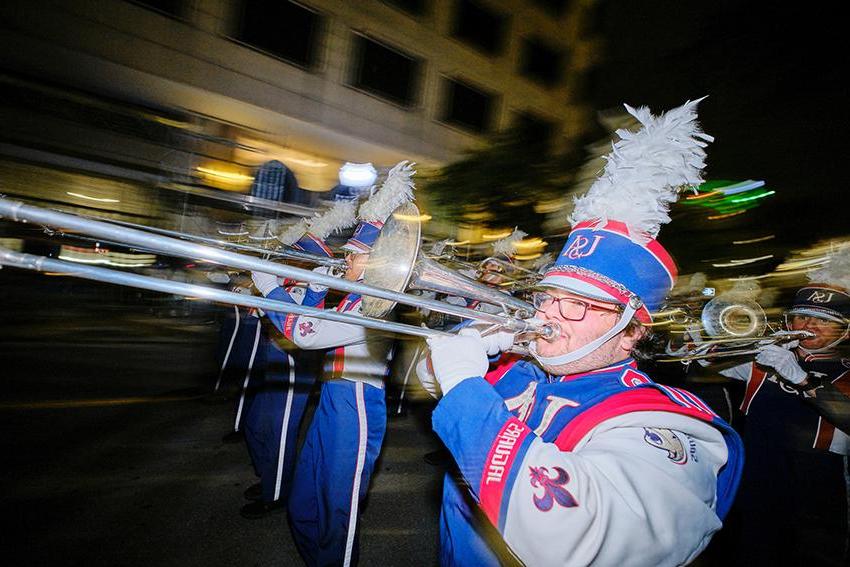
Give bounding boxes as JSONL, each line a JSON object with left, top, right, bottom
{"left": 718, "top": 268, "right": 850, "bottom": 567}
{"left": 256, "top": 162, "right": 414, "bottom": 566}
{"left": 240, "top": 199, "right": 358, "bottom": 518}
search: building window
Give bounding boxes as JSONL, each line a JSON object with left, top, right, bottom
{"left": 350, "top": 34, "right": 420, "bottom": 107}
{"left": 514, "top": 111, "right": 556, "bottom": 151}
{"left": 519, "top": 37, "right": 564, "bottom": 88}
{"left": 381, "top": 0, "right": 427, "bottom": 16}
{"left": 441, "top": 78, "right": 495, "bottom": 134}
{"left": 235, "top": 1, "right": 321, "bottom": 69}
{"left": 129, "top": 0, "right": 183, "bottom": 18}
{"left": 451, "top": 0, "right": 507, "bottom": 56}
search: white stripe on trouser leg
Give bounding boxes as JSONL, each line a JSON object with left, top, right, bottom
{"left": 233, "top": 321, "right": 262, "bottom": 432}
{"left": 343, "top": 382, "right": 368, "bottom": 567}
{"left": 273, "top": 354, "right": 296, "bottom": 501}
{"left": 214, "top": 306, "right": 241, "bottom": 393}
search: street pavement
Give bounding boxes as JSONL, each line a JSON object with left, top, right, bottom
{"left": 0, "top": 274, "right": 444, "bottom": 566}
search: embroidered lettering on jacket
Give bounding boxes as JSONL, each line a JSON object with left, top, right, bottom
{"left": 484, "top": 422, "right": 525, "bottom": 485}
{"left": 529, "top": 466, "right": 578, "bottom": 511}
{"left": 533, "top": 395, "right": 580, "bottom": 436}
{"left": 504, "top": 383, "right": 538, "bottom": 422}
{"left": 643, "top": 428, "right": 688, "bottom": 465}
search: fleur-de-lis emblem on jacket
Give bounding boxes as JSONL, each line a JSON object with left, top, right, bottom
{"left": 529, "top": 466, "right": 578, "bottom": 512}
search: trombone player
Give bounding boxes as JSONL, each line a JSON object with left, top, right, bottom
{"left": 418, "top": 100, "right": 744, "bottom": 566}
{"left": 714, "top": 257, "right": 850, "bottom": 567}
{"left": 253, "top": 162, "right": 414, "bottom": 567}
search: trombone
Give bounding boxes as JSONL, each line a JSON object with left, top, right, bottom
{"left": 0, "top": 197, "right": 558, "bottom": 342}
{"left": 656, "top": 297, "right": 814, "bottom": 362}
{"left": 42, "top": 216, "right": 349, "bottom": 273}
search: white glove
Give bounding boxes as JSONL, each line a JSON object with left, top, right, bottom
{"left": 206, "top": 271, "right": 231, "bottom": 284}
{"left": 755, "top": 344, "right": 807, "bottom": 384}
{"left": 466, "top": 326, "right": 515, "bottom": 356}
{"left": 415, "top": 355, "right": 440, "bottom": 399}
{"left": 309, "top": 265, "right": 332, "bottom": 293}
{"left": 251, "top": 271, "right": 279, "bottom": 297}
{"left": 426, "top": 328, "right": 488, "bottom": 395}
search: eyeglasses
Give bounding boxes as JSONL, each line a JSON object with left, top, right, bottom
{"left": 786, "top": 314, "right": 844, "bottom": 330}
{"left": 531, "top": 292, "right": 621, "bottom": 321}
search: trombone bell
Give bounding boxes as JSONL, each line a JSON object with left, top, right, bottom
{"left": 360, "top": 202, "right": 536, "bottom": 319}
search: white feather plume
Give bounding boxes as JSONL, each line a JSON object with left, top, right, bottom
{"left": 277, "top": 218, "right": 309, "bottom": 246}
{"left": 808, "top": 243, "right": 850, "bottom": 290}
{"left": 532, "top": 252, "right": 555, "bottom": 270}
{"left": 306, "top": 199, "right": 358, "bottom": 240}
{"left": 492, "top": 229, "right": 527, "bottom": 257}
{"left": 358, "top": 160, "right": 416, "bottom": 222}
{"left": 569, "top": 98, "right": 713, "bottom": 240}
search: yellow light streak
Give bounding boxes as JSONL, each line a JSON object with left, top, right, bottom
{"left": 196, "top": 167, "right": 254, "bottom": 183}
{"left": 482, "top": 230, "right": 513, "bottom": 241}
{"left": 284, "top": 157, "right": 328, "bottom": 168}
{"left": 514, "top": 238, "right": 546, "bottom": 252}
{"left": 707, "top": 210, "right": 747, "bottom": 220}
{"left": 711, "top": 255, "right": 773, "bottom": 268}
{"left": 733, "top": 235, "right": 775, "bottom": 244}
{"left": 392, "top": 212, "right": 432, "bottom": 222}
{"left": 66, "top": 191, "right": 120, "bottom": 203}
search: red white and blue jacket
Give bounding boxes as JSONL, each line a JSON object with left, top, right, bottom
{"left": 431, "top": 356, "right": 743, "bottom": 566}
{"left": 266, "top": 291, "right": 394, "bottom": 389}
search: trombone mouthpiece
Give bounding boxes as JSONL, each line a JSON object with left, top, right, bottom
{"left": 537, "top": 322, "right": 561, "bottom": 341}
{"left": 515, "top": 319, "right": 560, "bottom": 343}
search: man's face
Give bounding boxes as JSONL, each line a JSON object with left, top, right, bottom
{"left": 534, "top": 289, "right": 641, "bottom": 375}
{"left": 344, "top": 253, "right": 369, "bottom": 281}
{"left": 788, "top": 314, "right": 847, "bottom": 351}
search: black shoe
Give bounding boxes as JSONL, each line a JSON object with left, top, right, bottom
{"left": 240, "top": 499, "right": 285, "bottom": 519}
{"left": 243, "top": 482, "right": 262, "bottom": 501}
{"left": 423, "top": 448, "right": 452, "bottom": 467}
{"left": 221, "top": 430, "right": 244, "bottom": 444}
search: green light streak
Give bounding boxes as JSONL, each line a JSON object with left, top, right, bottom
{"left": 730, "top": 190, "right": 775, "bottom": 204}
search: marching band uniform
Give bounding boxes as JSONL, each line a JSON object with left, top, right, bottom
{"left": 242, "top": 232, "right": 337, "bottom": 517}
{"left": 242, "top": 200, "right": 359, "bottom": 518}
{"left": 434, "top": 355, "right": 742, "bottom": 566}
{"left": 217, "top": 301, "right": 264, "bottom": 437}
{"left": 718, "top": 284, "right": 850, "bottom": 566}
{"left": 419, "top": 101, "right": 744, "bottom": 566}
{"left": 275, "top": 290, "right": 395, "bottom": 566}
{"left": 256, "top": 162, "right": 414, "bottom": 566}
{"left": 241, "top": 283, "right": 326, "bottom": 514}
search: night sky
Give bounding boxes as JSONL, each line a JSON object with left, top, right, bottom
{"left": 587, "top": 0, "right": 848, "bottom": 272}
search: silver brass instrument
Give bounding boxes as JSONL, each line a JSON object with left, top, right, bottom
{"left": 478, "top": 256, "right": 543, "bottom": 290}
{"left": 360, "top": 202, "right": 537, "bottom": 319}
{"left": 39, "top": 212, "right": 348, "bottom": 274}
{"left": 0, "top": 197, "right": 557, "bottom": 342}
{"left": 658, "top": 296, "right": 814, "bottom": 362}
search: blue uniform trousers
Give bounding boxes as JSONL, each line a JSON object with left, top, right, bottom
{"left": 219, "top": 309, "right": 264, "bottom": 433}
{"left": 289, "top": 380, "right": 387, "bottom": 567}
{"left": 244, "top": 341, "right": 322, "bottom": 503}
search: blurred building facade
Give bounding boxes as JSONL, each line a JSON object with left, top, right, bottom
{"left": 1, "top": 0, "right": 600, "bottom": 193}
